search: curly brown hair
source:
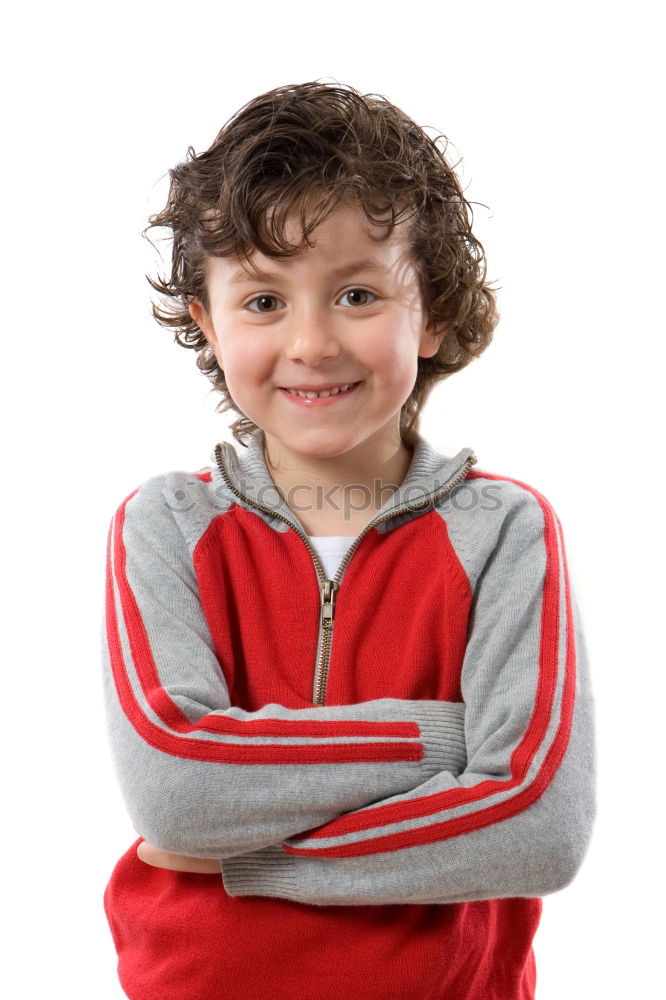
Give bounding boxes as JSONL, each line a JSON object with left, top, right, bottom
{"left": 143, "top": 79, "right": 499, "bottom": 450}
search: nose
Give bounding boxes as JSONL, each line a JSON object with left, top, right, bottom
{"left": 282, "top": 305, "right": 342, "bottom": 366}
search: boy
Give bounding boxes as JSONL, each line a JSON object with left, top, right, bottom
{"left": 101, "top": 80, "right": 596, "bottom": 999}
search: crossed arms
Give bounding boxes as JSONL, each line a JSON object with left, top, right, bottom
{"left": 102, "top": 473, "right": 596, "bottom": 905}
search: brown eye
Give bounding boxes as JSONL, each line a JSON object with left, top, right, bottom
{"left": 247, "top": 295, "right": 282, "bottom": 313}
{"left": 341, "top": 288, "right": 376, "bottom": 306}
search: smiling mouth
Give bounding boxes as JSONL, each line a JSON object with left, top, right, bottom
{"left": 281, "top": 381, "right": 362, "bottom": 399}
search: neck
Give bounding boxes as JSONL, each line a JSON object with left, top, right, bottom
{"left": 262, "top": 431, "right": 415, "bottom": 531}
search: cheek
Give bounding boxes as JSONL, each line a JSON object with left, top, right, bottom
{"left": 218, "top": 340, "right": 273, "bottom": 397}
{"left": 361, "top": 316, "right": 420, "bottom": 374}
{"left": 375, "top": 341, "right": 419, "bottom": 390}
{"left": 216, "top": 333, "right": 264, "bottom": 374}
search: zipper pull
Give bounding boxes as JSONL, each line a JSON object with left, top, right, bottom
{"left": 320, "top": 579, "right": 338, "bottom": 626}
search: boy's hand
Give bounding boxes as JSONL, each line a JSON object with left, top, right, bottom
{"left": 137, "top": 840, "right": 221, "bottom": 874}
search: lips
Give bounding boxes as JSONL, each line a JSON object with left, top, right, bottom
{"left": 282, "top": 381, "right": 362, "bottom": 398}
{"left": 281, "top": 381, "right": 361, "bottom": 393}
{"left": 278, "top": 381, "right": 363, "bottom": 406}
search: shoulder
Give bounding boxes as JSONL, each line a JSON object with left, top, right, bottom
{"left": 462, "top": 463, "right": 557, "bottom": 522}
{"left": 109, "top": 462, "right": 229, "bottom": 553}
{"left": 440, "top": 462, "right": 561, "bottom": 589}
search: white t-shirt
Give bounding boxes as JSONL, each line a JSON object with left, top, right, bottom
{"left": 306, "top": 535, "right": 356, "bottom": 581}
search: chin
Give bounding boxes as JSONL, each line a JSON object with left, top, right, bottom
{"left": 277, "top": 429, "right": 365, "bottom": 458}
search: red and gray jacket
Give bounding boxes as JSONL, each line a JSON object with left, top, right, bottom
{"left": 101, "top": 427, "right": 596, "bottom": 1000}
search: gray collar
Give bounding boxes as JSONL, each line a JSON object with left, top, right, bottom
{"left": 210, "top": 427, "right": 477, "bottom": 529}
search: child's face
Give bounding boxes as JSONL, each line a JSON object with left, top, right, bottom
{"left": 189, "top": 200, "right": 441, "bottom": 465}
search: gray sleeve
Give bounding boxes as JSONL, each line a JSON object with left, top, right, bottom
{"left": 220, "top": 490, "right": 597, "bottom": 903}
{"left": 101, "top": 481, "right": 467, "bottom": 860}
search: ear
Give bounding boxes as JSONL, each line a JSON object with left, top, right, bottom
{"left": 189, "top": 299, "right": 216, "bottom": 346}
{"left": 189, "top": 299, "right": 223, "bottom": 371}
{"left": 418, "top": 316, "right": 446, "bottom": 359}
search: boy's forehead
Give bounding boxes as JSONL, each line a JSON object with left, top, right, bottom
{"left": 220, "top": 211, "right": 414, "bottom": 285}
{"left": 226, "top": 255, "right": 392, "bottom": 285}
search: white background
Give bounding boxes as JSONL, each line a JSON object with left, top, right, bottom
{"left": 2, "top": 1, "right": 663, "bottom": 996}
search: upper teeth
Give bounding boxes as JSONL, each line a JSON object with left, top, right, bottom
{"left": 287, "top": 382, "right": 356, "bottom": 398}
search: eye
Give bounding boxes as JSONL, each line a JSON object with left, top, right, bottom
{"left": 244, "top": 287, "right": 378, "bottom": 314}
{"left": 339, "top": 288, "right": 377, "bottom": 307}
{"left": 246, "top": 294, "right": 284, "bottom": 314}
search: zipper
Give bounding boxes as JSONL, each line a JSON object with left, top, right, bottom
{"left": 214, "top": 445, "right": 477, "bottom": 705}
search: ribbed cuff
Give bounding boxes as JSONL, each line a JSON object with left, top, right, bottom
{"left": 220, "top": 701, "right": 467, "bottom": 899}
{"left": 411, "top": 702, "right": 467, "bottom": 776}
{"left": 221, "top": 844, "right": 299, "bottom": 899}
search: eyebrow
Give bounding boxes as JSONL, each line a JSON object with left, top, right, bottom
{"left": 229, "top": 258, "right": 388, "bottom": 285}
